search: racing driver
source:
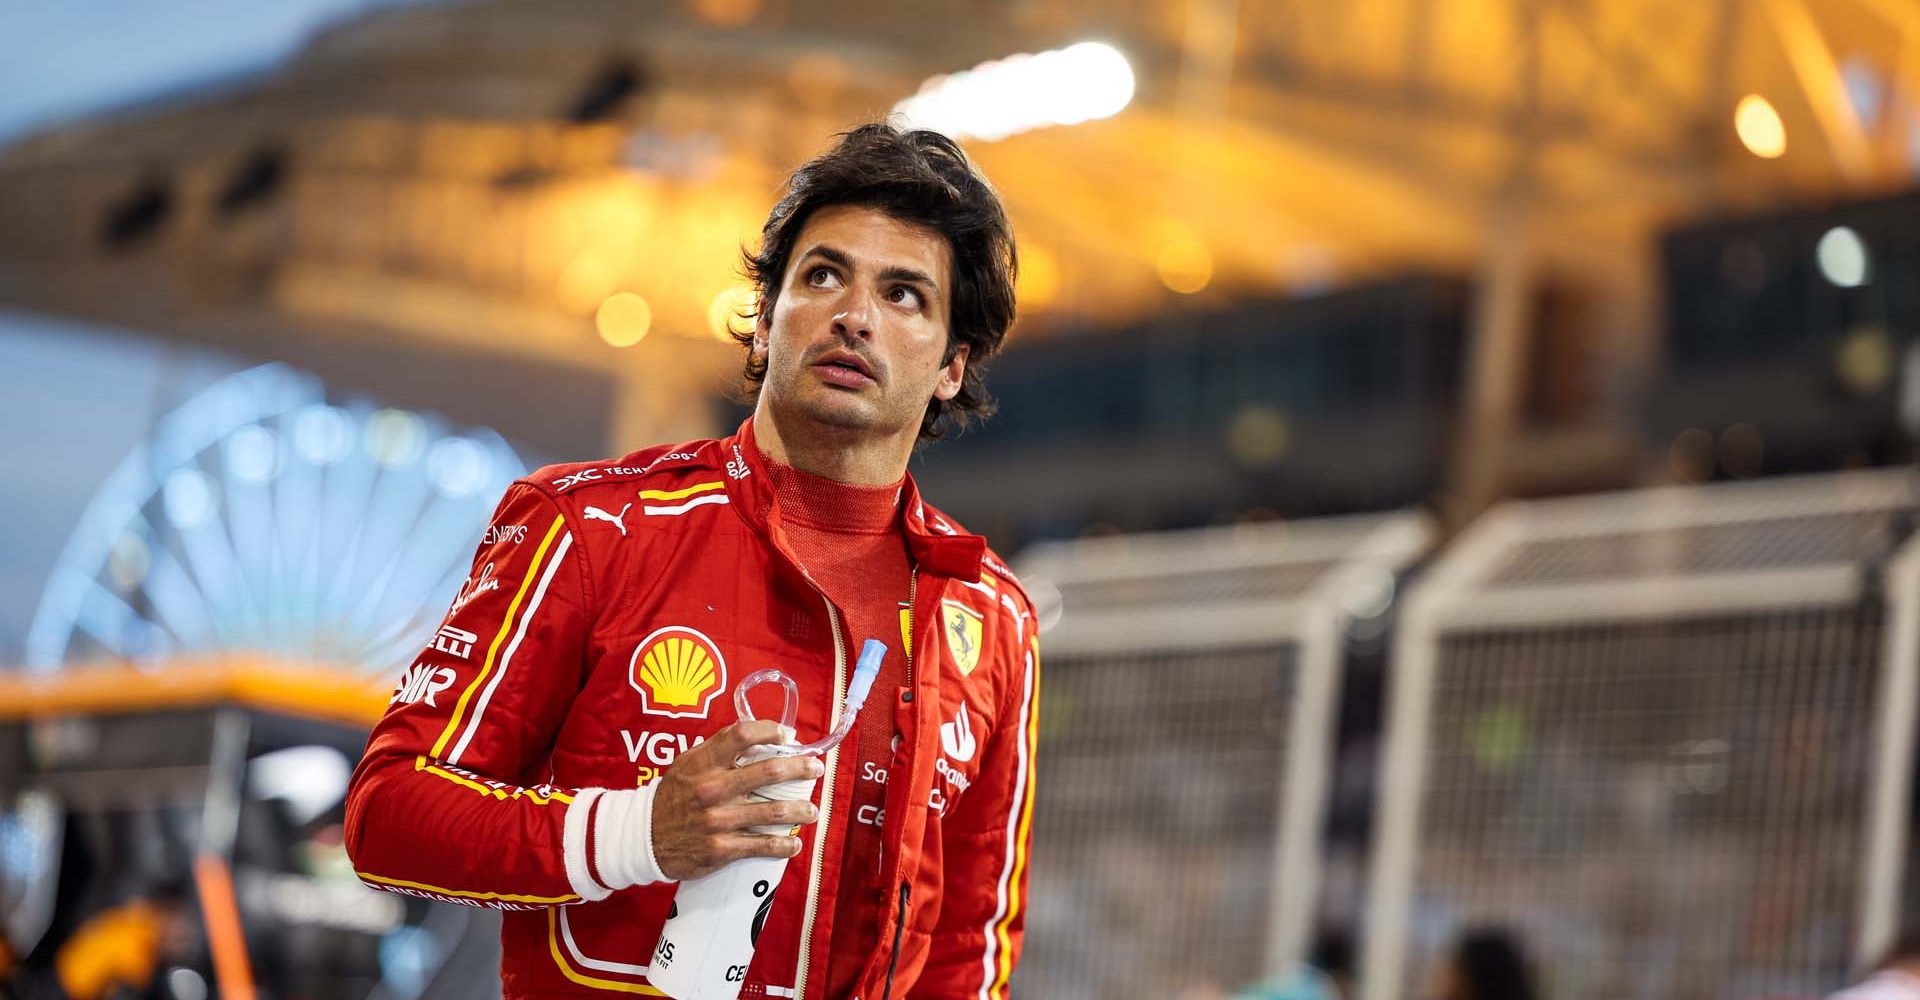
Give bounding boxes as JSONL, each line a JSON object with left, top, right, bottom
{"left": 344, "top": 122, "right": 1040, "bottom": 1000}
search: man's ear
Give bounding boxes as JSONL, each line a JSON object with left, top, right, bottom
{"left": 933, "top": 343, "right": 970, "bottom": 402}
{"left": 752, "top": 312, "right": 770, "bottom": 360}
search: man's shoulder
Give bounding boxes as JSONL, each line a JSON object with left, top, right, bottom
{"left": 917, "top": 497, "right": 1036, "bottom": 618}
{"left": 979, "top": 546, "right": 1029, "bottom": 597}
{"left": 520, "top": 438, "right": 727, "bottom": 504}
{"left": 977, "top": 545, "right": 1035, "bottom": 618}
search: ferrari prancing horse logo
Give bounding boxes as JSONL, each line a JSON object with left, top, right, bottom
{"left": 941, "top": 600, "right": 984, "bottom": 677}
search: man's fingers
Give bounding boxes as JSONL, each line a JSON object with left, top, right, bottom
{"left": 721, "top": 755, "right": 823, "bottom": 799}
{"left": 699, "top": 719, "right": 791, "bottom": 762}
{"left": 714, "top": 832, "right": 805, "bottom": 865}
{"left": 709, "top": 798, "right": 819, "bottom": 832}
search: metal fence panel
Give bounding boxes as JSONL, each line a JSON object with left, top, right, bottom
{"left": 1022, "top": 644, "right": 1298, "bottom": 1000}
{"left": 1365, "top": 471, "right": 1918, "bottom": 1000}
{"left": 1017, "top": 514, "right": 1432, "bottom": 999}
{"left": 1412, "top": 610, "right": 1882, "bottom": 1000}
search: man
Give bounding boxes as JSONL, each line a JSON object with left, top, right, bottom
{"left": 344, "top": 123, "right": 1040, "bottom": 1000}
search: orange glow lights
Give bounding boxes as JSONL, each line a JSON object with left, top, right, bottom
{"left": 596, "top": 293, "right": 652, "bottom": 347}
{"left": 1156, "top": 239, "right": 1213, "bottom": 294}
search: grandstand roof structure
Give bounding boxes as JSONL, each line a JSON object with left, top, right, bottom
{"left": 0, "top": 0, "right": 1912, "bottom": 455}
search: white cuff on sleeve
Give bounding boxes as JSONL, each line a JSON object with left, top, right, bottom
{"left": 565, "top": 782, "right": 673, "bottom": 896}
{"left": 562, "top": 788, "right": 613, "bottom": 902}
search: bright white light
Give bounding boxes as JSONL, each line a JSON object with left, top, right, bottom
{"left": 893, "top": 41, "right": 1135, "bottom": 142}
{"left": 365, "top": 409, "right": 425, "bottom": 468}
{"left": 1816, "top": 226, "right": 1870, "bottom": 288}
{"left": 247, "top": 745, "right": 352, "bottom": 826}
{"left": 226, "top": 425, "right": 280, "bottom": 484}
{"left": 168, "top": 968, "right": 208, "bottom": 1000}
{"left": 1734, "top": 94, "right": 1787, "bottom": 159}
{"left": 163, "top": 469, "right": 214, "bottom": 529}
{"left": 1342, "top": 570, "right": 1397, "bottom": 621}
{"left": 293, "top": 405, "right": 354, "bottom": 466}
{"left": 427, "top": 438, "right": 491, "bottom": 498}
{"left": 1059, "top": 43, "right": 1135, "bottom": 120}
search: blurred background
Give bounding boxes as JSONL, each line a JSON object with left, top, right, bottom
{"left": 2, "top": 0, "right": 1919, "bottom": 998}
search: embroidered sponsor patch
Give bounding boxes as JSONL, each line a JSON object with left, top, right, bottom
{"left": 629, "top": 626, "right": 729, "bottom": 719}
{"left": 942, "top": 599, "right": 984, "bottom": 676}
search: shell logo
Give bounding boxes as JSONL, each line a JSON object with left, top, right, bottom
{"left": 628, "top": 626, "right": 729, "bottom": 719}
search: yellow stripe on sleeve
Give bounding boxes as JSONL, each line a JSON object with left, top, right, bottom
{"left": 636, "top": 481, "right": 724, "bottom": 502}
{"left": 430, "top": 514, "right": 567, "bottom": 758}
{"left": 990, "top": 648, "right": 1041, "bottom": 997}
{"left": 358, "top": 872, "right": 578, "bottom": 905}
{"left": 414, "top": 756, "right": 573, "bottom": 805}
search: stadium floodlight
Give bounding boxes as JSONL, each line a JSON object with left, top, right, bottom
{"left": 1816, "top": 225, "right": 1870, "bottom": 288}
{"left": 892, "top": 41, "right": 1135, "bottom": 142}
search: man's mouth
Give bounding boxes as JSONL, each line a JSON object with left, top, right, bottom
{"left": 812, "top": 362, "right": 875, "bottom": 388}
{"left": 810, "top": 350, "right": 877, "bottom": 387}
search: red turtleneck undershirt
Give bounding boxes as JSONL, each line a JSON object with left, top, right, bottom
{"left": 766, "top": 459, "right": 912, "bottom": 999}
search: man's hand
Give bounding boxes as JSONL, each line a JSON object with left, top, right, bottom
{"left": 650, "top": 719, "right": 824, "bottom": 881}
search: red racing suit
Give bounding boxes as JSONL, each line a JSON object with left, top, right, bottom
{"left": 344, "top": 418, "right": 1040, "bottom": 1000}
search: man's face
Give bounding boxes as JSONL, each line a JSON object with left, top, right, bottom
{"left": 754, "top": 204, "right": 967, "bottom": 442}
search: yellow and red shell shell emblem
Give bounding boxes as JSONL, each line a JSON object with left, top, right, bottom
{"left": 628, "top": 626, "right": 728, "bottom": 719}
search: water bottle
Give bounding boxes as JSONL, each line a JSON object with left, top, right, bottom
{"left": 649, "top": 640, "right": 887, "bottom": 1000}
{"left": 648, "top": 742, "right": 814, "bottom": 999}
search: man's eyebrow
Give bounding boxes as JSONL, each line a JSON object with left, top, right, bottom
{"left": 797, "top": 244, "right": 855, "bottom": 271}
{"left": 878, "top": 265, "right": 940, "bottom": 295}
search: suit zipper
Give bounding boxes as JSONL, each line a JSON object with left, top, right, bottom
{"left": 880, "top": 881, "right": 910, "bottom": 1000}
{"left": 792, "top": 593, "right": 847, "bottom": 1000}
{"left": 796, "top": 564, "right": 919, "bottom": 999}
{"left": 904, "top": 570, "right": 917, "bottom": 690}
{"left": 875, "top": 571, "right": 916, "bottom": 1000}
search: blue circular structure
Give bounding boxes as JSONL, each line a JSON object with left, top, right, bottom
{"left": 26, "top": 363, "right": 527, "bottom": 675}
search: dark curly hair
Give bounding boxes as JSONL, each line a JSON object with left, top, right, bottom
{"left": 736, "top": 122, "right": 1017, "bottom": 441}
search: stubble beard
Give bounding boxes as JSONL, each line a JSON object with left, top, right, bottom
{"left": 767, "top": 354, "right": 885, "bottom": 437}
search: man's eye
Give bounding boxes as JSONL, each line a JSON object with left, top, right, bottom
{"left": 889, "top": 286, "right": 921, "bottom": 307}
{"left": 807, "top": 266, "right": 837, "bottom": 286}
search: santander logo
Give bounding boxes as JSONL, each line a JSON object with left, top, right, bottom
{"left": 940, "top": 702, "right": 978, "bottom": 763}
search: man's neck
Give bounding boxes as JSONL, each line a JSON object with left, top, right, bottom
{"left": 751, "top": 404, "right": 912, "bottom": 486}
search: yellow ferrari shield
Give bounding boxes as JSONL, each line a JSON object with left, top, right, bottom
{"left": 941, "top": 600, "right": 984, "bottom": 676}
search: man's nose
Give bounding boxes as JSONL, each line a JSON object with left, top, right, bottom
{"left": 832, "top": 290, "right": 875, "bottom": 340}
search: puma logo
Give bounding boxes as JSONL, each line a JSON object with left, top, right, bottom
{"left": 584, "top": 503, "right": 631, "bottom": 536}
